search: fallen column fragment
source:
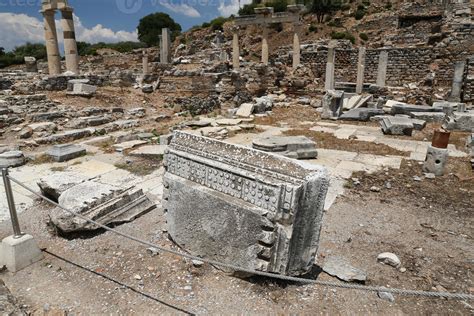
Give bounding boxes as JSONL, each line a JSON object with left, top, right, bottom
{"left": 252, "top": 135, "right": 318, "bottom": 159}
{"left": 163, "top": 131, "right": 329, "bottom": 276}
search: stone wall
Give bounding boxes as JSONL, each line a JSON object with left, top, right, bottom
{"left": 463, "top": 57, "right": 474, "bottom": 102}
{"left": 298, "top": 47, "right": 473, "bottom": 90}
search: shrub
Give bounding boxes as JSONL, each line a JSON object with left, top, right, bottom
{"left": 354, "top": 9, "right": 365, "bottom": 20}
{"left": 359, "top": 32, "right": 369, "bottom": 41}
{"left": 357, "top": 4, "right": 365, "bottom": 10}
{"left": 331, "top": 31, "right": 346, "bottom": 40}
{"left": 309, "top": 24, "right": 318, "bottom": 32}
{"left": 209, "top": 16, "right": 228, "bottom": 31}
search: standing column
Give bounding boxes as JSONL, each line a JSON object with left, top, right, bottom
{"left": 324, "top": 44, "right": 335, "bottom": 91}
{"left": 61, "top": 8, "right": 79, "bottom": 74}
{"left": 42, "top": 10, "right": 61, "bottom": 75}
{"left": 376, "top": 50, "right": 388, "bottom": 87}
{"left": 355, "top": 46, "right": 366, "bottom": 94}
{"left": 142, "top": 51, "right": 149, "bottom": 75}
{"left": 449, "top": 61, "right": 466, "bottom": 102}
{"left": 161, "top": 28, "right": 170, "bottom": 64}
{"left": 232, "top": 29, "right": 240, "bottom": 70}
{"left": 292, "top": 22, "right": 301, "bottom": 70}
{"left": 262, "top": 25, "right": 269, "bottom": 65}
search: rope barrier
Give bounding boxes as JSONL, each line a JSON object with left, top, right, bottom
{"left": 7, "top": 174, "right": 474, "bottom": 301}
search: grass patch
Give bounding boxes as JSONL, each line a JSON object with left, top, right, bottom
{"left": 50, "top": 166, "right": 66, "bottom": 172}
{"left": 114, "top": 156, "right": 162, "bottom": 176}
{"left": 30, "top": 154, "right": 54, "bottom": 165}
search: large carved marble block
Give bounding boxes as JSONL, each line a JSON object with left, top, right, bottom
{"left": 163, "top": 131, "right": 329, "bottom": 276}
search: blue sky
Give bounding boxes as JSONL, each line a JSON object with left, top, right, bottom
{"left": 0, "top": 0, "right": 246, "bottom": 51}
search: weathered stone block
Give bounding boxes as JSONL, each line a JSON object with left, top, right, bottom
{"left": 321, "top": 90, "right": 344, "bottom": 119}
{"left": 340, "top": 108, "right": 384, "bottom": 121}
{"left": 0, "top": 151, "right": 26, "bottom": 168}
{"left": 443, "top": 112, "right": 474, "bottom": 132}
{"left": 46, "top": 144, "right": 86, "bottom": 162}
{"left": 163, "top": 131, "right": 329, "bottom": 276}
{"left": 252, "top": 136, "right": 318, "bottom": 159}
{"left": 380, "top": 117, "right": 414, "bottom": 136}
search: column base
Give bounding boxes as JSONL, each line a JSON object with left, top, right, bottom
{"left": 0, "top": 234, "right": 43, "bottom": 272}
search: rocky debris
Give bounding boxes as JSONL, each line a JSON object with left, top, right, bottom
{"left": 30, "top": 111, "right": 67, "bottom": 122}
{"left": 252, "top": 135, "right": 318, "bottom": 159}
{"left": 377, "top": 291, "right": 395, "bottom": 302}
{"left": 18, "top": 126, "right": 33, "bottom": 139}
{"left": 236, "top": 103, "right": 254, "bottom": 117}
{"left": 380, "top": 117, "right": 414, "bottom": 136}
{"left": 377, "top": 252, "right": 401, "bottom": 268}
{"left": 142, "top": 84, "right": 154, "bottom": 93}
{"left": 35, "top": 128, "right": 96, "bottom": 144}
{"left": 104, "top": 119, "right": 140, "bottom": 132}
{"left": 113, "top": 140, "right": 147, "bottom": 152}
{"left": 129, "top": 145, "right": 166, "bottom": 158}
{"left": 50, "top": 181, "right": 156, "bottom": 234}
{"left": 46, "top": 144, "right": 86, "bottom": 162}
{"left": 321, "top": 90, "right": 344, "bottom": 120}
{"left": 171, "top": 95, "right": 219, "bottom": 116}
{"left": 163, "top": 131, "right": 329, "bottom": 276}
{"left": 0, "top": 150, "right": 26, "bottom": 168}
{"left": 37, "top": 172, "right": 89, "bottom": 201}
{"left": 340, "top": 108, "right": 385, "bottom": 121}
{"left": 127, "top": 108, "right": 146, "bottom": 118}
{"left": 0, "top": 279, "right": 23, "bottom": 315}
{"left": 254, "top": 96, "right": 273, "bottom": 113}
{"left": 323, "top": 256, "right": 367, "bottom": 282}
{"left": 443, "top": 111, "right": 474, "bottom": 132}
{"left": 28, "top": 122, "right": 57, "bottom": 133}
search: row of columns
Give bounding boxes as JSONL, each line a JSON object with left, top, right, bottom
{"left": 231, "top": 24, "right": 301, "bottom": 70}
{"left": 325, "top": 46, "right": 389, "bottom": 91}
{"left": 42, "top": 6, "right": 79, "bottom": 75}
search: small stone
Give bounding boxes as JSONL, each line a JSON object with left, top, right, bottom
{"left": 133, "top": 274, "right": 142, "bottom": 280}
{"left": 192, "top": 260, "right": 204, "bottom": 267}
{"left": 413, "top": 176, "right": 422, "bottom": 181}
{"left": 377, "top": 291, "right": 395, "bottom": 302}
{"left": 146, "top": 247, "right": 159, "bottom": 257}
{"left": 385, "top": 181, "right": 392, "bottom": 189}
{"left": 370, "top": 186, "right": 381, "bottom": 192}
{"left": 183, "top": 285, "right": 192, "bottom": 291}
{"left": 424, "top": 173, "right": 436, "bottom": 179}
{"left": 377, "top": 252, "right": 401, "bottom": 268}
{"left": 399, "top": 267, "right": 407, "bottom": 273}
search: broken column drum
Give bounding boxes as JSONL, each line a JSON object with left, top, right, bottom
{"left": 163, "top": 132, "right": 330, "bottom": 276}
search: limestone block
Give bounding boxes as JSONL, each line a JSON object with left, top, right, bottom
{"left": 423, "top": 145, "right": 448, "bottom": 176}
{"left": 443, "top": 112, "right": 474, "bottom": 132}
{"left": 236, "top": 103, "right": 254, "bottom": 117}
{"left": 46, "top": 144, "right": 86, "bottom": 162}
{"left": 380, "top": 117, "right": 414, "bottom": 136}
{"left": 50, "top": 181, "right": 156, "bottom": 234}
{"left": 0, "top": 151, "right": 26, "bottom": 168}
{"left": 37, "top": 172, "right": 89, "bottom": 200}
{"left": 409, "top": 112, "right": 446, "bottom": 123}
{"left": 163, "top": 131, "right": 329, "bottom": 276}
{"left": 340, "top": 108, "right": 384, "bottom": 121}
{"left": 391, "top": 103, "right": 442, "bottom": 115}
{"left": 252, "top": 135, "right": 318, "bottom": 159}
{"left": 321, "top": 90, "right": 344, "bottom": 119}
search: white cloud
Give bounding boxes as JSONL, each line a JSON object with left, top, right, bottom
{"left": 0, "top": 12, "right": 138, "bottom": 52}
{"left": 218, "top": 0, "right": 252, "bottom": 17}
{"left": 159, "top": 1, "right": 201, "bottom": 17}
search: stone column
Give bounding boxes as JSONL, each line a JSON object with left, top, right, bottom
{"left": 142, "top": 51, "right": 149, "bottom": 75}
{"left": 42, "top": 10, "right": 61, "bottom": 75}
{"left": 160, "top": 28, "right": 170, "bottom": 64}
{"left": 324, "top": 45, "right": 335, "bottom": 91}
{"left": 355, "top": 47, "right": 366, "bottom": 94}
{"left": 232, "top": 31, "right": 240, "bottom": 70}
{"left": 61, "top": 8, "right": 79, "bottom": 74}
{"left": 376, "top": 50, "right": 388, "bottom": 87}
{"left": 449, "top": 61, "right": 466, "bottom": 102}
{"left": 292, "top": 22, "right": 301, "bottom": 70}
{"left": 262, "top": 25, "right": 269, "bottom": 65}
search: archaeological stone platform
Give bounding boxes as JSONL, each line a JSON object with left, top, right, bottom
{"left": 163, "top": 131, "right": 329, "bottom": 276}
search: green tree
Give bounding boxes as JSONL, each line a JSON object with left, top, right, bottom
{"left": 137, "top": 12, "right": 182, "bottom": 47}
{"left": 306, "top": 0, "right": 342, "bottom": 23}
{"left": 0, "top": 47, "right": 4, "bottom": 56}
{"left": 12, "top": 42, "right": 46, "bottom": 60}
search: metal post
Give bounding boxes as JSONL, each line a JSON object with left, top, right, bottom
{"left": 1, "top": 168, "right": 23, "bottom": 238}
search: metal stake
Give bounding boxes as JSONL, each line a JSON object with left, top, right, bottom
{"left": 1, "top": 168, "right": 23, "bottom": 238}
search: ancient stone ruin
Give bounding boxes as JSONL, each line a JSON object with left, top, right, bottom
{"left": 163, "top": 131, "right": 329, "bottom": 276}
